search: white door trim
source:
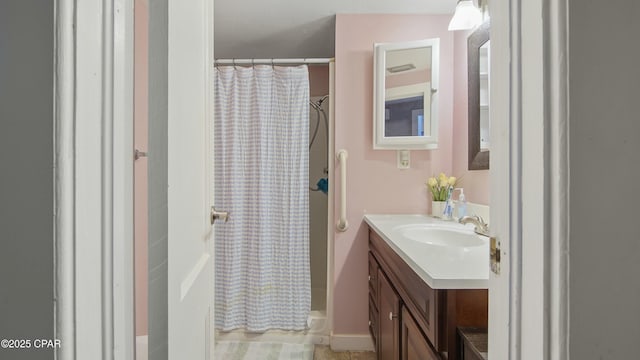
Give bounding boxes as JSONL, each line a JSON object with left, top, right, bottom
{"left": 487, "top": 0, "right": 518, "bottom": 357}
{"left": 54, "top": 1, "right": 77, "bottom": 358}
{"left": 490, "top": 0, "right": 570, "bottom": 359}
{"left": 518, "top": 0, "right": 571, "bottom": 358}
{"left": 54, "top": 0, "right": 135, "bottom": 359}
{"left": 113, "top": 0, "right": 136, "bottom": 358}
{"left": 546, "top": 0, "right": 570, "bottom": 358}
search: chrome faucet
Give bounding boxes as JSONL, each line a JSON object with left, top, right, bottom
{"left": 459, "top": 215, "right": 490, "bottom": 236}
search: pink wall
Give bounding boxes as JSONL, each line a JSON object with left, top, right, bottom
{"left": 333, "top": 14, "right": 454, "bottom": 335}
{"left": 134, "top": 0, "right": 149, "bottom": 337}
{"left": 451, "top": 30, "right": 489, "bottom": 204}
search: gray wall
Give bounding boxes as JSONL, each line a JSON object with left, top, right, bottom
{"left": 148, "top": 0, "right": 169, "bottom": 359}
{"left": 0, "top": 1, "right": 55, "bottom": 359}
{"left": 569, "top": 1, "right": 640, "bottom": 358}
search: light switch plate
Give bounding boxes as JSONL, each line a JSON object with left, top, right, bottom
{"left": 397, "top": 150, "right": 410, "bottom": 169}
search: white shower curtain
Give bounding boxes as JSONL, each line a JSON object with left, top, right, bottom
{"left": 214, "top": 65, "right": 311, "bottom": 332}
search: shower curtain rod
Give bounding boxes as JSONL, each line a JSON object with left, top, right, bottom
{"left": 214, "top": 58, "right": 333, "bottom": 66}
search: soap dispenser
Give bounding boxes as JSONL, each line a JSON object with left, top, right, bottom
{"left": 456, "top": 188, "right": 467, "bottom": 219}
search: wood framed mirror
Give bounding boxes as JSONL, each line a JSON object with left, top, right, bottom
{"left": 468, "top": 20, "right": 490, "bottom": 170}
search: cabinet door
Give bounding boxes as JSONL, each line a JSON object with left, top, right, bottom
{"left": 368, "top": 251, "right": 379, "bottom": 307}
{"left": 369, "top": 298, "right": 378, "bottom": 353}
{"left": 401, "top": 305, "right": 438, "bottom": 360}
{"left": 368, "top": 252, "right": 380, "bottom": 352}
{"left": 378, "top": 270, "right": 400, "bottom": 360}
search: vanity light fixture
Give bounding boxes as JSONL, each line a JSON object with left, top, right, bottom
{"left": 448, "top": 0, "right": 482, "bottom": 31}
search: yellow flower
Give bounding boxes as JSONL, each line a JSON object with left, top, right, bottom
{"left": 427, "top": 172, "right": 458, "bottom": 201}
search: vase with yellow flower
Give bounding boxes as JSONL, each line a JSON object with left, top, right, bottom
{"left": 426, "top": 173, "right": 457, "bottom": 218}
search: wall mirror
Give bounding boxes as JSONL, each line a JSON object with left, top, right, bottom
{"left": 373, "top": 38, "right": 440, "bottom": 150}
{"left": 468, "top": 20, "right": 490, "bottom": 169}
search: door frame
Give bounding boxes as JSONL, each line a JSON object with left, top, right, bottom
{"left": 489, "top": 0, "right": 569, "bottom": 359}
{"left": 54, "top": 0, "right": 135, "bottom": 358}
{"left": 54, "top": 0, "right": 570, "bottom": 359}
{"left": 54, "top": 0, "right": 216, "bottom": 358}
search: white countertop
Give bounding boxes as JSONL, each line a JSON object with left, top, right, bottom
{"left": 364, "top": 214, "right": 489, "bottom": 289}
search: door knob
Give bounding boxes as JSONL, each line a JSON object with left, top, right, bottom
{"left": 210, "top": 207, "right": 229, "bottom": 224}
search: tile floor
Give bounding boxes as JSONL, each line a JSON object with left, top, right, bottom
{"left": 313, "top": 345, "right": 376, "bottom": 360}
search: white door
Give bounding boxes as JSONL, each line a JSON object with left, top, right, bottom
{"left": 487, "top": 199, "right": 510, "bottom": 360}
{"left": 167, "top": 0, "right": 215, "bottom": 359}
{"left": 488, "top": 1, "right": 511, "bottom": 359}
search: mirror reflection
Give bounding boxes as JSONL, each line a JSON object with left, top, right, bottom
{"left": 479, "top": 40, "right": 490, "bottom": 151}
{"left": 384, "top": 47, "right": 431, "bottom": 138}
{"left": 373, "top": 39, "right": 440, "bottom": 150}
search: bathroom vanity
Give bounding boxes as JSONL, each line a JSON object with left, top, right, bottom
{"left": 364, "top": 215, "right": 488, "bottom": 360}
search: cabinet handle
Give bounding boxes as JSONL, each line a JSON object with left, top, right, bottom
{"left": 368, "top": 320, "right": 372, "bottom": 326}
{"left": 389, "top": 312, "right": 397, "bottom": 321}
{"left": 368, "top": 275, "right": 371, "bottom": 281}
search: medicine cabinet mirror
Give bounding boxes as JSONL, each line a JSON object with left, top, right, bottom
{"left": 468, "top": 20, "right": 490, "bottom": 169}
{"left": 373, "top": 38, "right": 440, "bottom": 150}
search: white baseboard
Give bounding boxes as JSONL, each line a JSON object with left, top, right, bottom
{"left": 136, "top": 335, "right": 148, "bottom": 360}
{"left": 330, "top": 334, "right": 375, "bottom": 352}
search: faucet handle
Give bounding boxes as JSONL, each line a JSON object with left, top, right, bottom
{"left": 460, "top": 214, "right": 482, "bottom": 222}
{"left": 477, "top": 216, "right": 490, "bottom": 234}
{"left": 459, "top": 214, "right": 490, "bottom": 236}
{"left": 469, "top": 214, "right": 487, "bottom": 226}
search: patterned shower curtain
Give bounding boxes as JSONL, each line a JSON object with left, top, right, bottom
{"left": 214, "top": 65, "right": 311, "bottom": 332}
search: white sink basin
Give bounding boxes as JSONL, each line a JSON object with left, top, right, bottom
{"left": 393, "top": 224, "right": 484, "bottom": 248}
{"left": 364, "top": 214, "right": 490, "bottom": 289}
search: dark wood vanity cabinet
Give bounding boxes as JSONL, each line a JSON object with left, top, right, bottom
{"left": 368, "top": 252, "right": 380, "bottom": 351}
{"left": 401, "top": 305, "right": 438, "bottom": 360}
{"left": 368, "top": 228, "right": 488, "bottom": 360}
{"left": 458, "top": 328, "right": 488, "bottom": 360}
{"left": 378, "top": 270, "right": 400, "bottom": 360}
